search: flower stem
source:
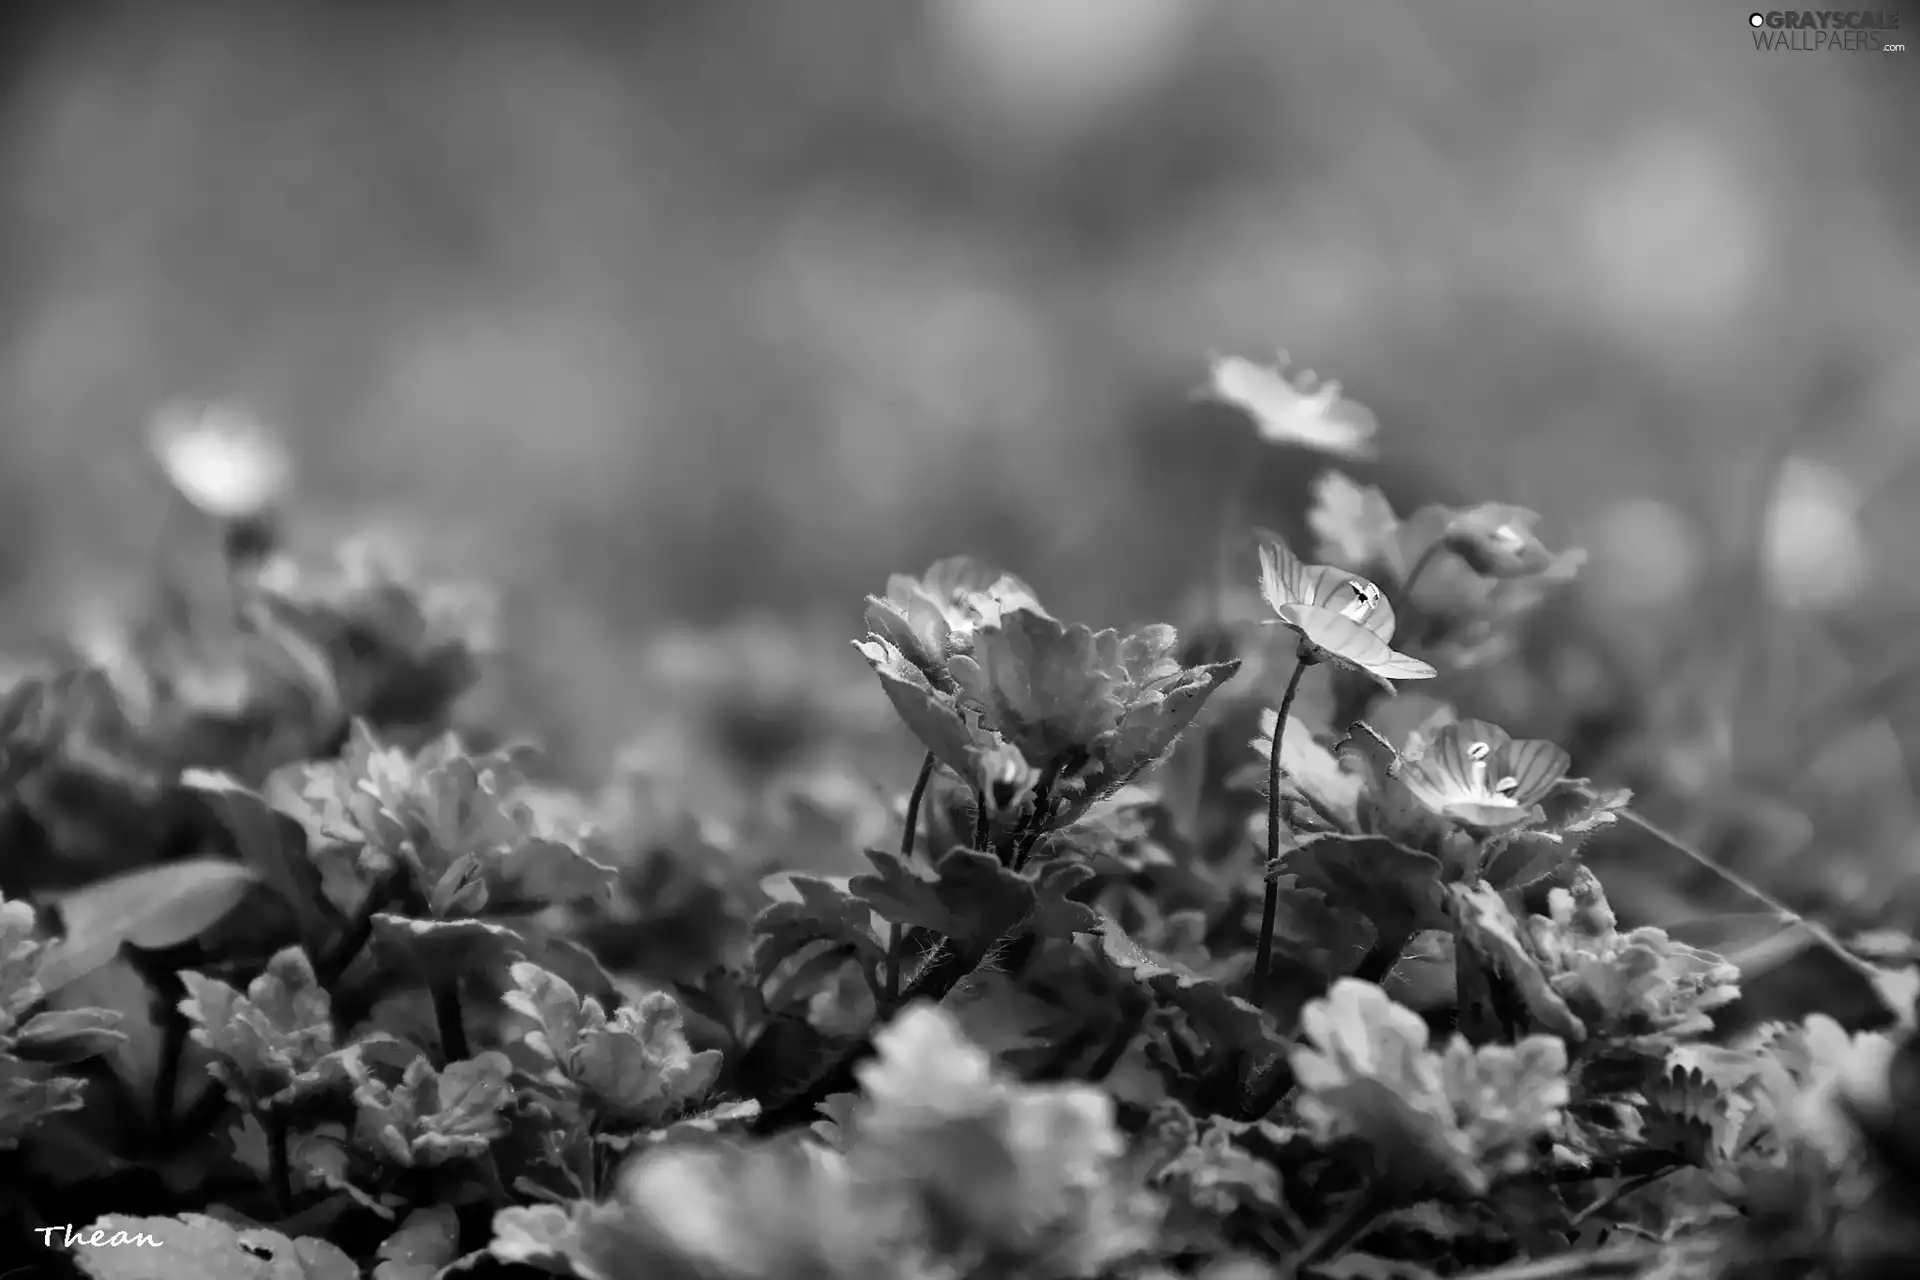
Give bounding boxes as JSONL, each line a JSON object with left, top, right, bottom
{"left": 1210, "top": 430, "right": 1261, "bottom": 630}
{"left": 315, "top": 871, "right": 400, "bottom": 991}
{"left": 1009, "top": 756, "right": 1067, "bottom": 871}
{"left": 1623, "top": 809, "right": 1903, "bottom": 1018}
{"left": 149, "top": 1001, "right": 188, "bottom": 1152}
{"left": 432, "top": 978, "right": 469, "bottom": 1064}
{"left": 1353, "top": 929, "right": 1412, "bottom": 985}
{"left": 265, "top": 1104, "right": 294, "bottom": 1218}
{"left": 885, "top": 751, "right": 938, "bottom": 1006}
{"left": 1285, "top": 1182, "right": 1388, "bottom": 1278}
{"left": 1252, "top": 657, "right": 1310, "bottom": 1008}
{"left": 1398, "top": 539, "right": 1450, "bottom": 613}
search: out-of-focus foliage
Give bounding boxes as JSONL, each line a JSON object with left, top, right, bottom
{"left": 1, "top": 3, "right": 1916, "bottom": 846}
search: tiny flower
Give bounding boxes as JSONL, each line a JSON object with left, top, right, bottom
{"left": 1201, "top": 353, "right": 1380, "bottom": 460}
{"left": 149, "top": 402, "right": 292, "bottom": 520}
{"left": 1435, "top": 504, "right": 1567, "bottom": 580}
{"left": 1256, "top": 537, "right": 1435, "bottom": 689}
{"left": 1397, "top": 719, "right": 1571, "bottom": 832}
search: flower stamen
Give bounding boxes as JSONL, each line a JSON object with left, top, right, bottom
{"left": 1337, "top": 579, "right": 1382, "bottom": 622}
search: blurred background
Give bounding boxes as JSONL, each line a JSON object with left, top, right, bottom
{"left": 0, "top": 0, "right": 1917, "bottom": 930}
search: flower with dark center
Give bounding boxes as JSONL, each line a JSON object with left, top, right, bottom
{"left": 1255, "top": 536, "right": 1434, "bottom": 690}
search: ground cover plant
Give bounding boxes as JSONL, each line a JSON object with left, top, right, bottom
{"left": 2, "top": 366, "right": 1918, "bottom": 1280}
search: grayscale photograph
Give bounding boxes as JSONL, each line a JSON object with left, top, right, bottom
{"left": 0, "top": 3, "right": 1914, "bottom": 1278}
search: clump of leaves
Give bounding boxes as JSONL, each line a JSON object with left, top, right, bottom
{"left": 0, "top": 890, "right": 123, "bottom": 1150}
{"left": 857, "top": 558, "right": 1238, "bottom": 861}
{"left": 1290, "top": 978, "right": 1569, "bottom": 1198}
{"left": 10, "top": 345, "right": 1911, "bottom": 1280}
{"left": 492, "top": 1003, "right": 1158, "bottom": 1280}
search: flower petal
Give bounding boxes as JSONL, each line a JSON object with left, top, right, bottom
{"left": 1443, "top": 802, "right": 1537, "bottom": 832}
{"left": 1500, "top": 738, "right": 1574, "bottom": 807}
{"left": 1257, "top": 538, "right": 1320, "bottom": 612}
{"left": 1283, "top": 608, "right": 1436, "bottom": 685}
{"left": 1204, "top": 354, "right": 1381, "bottom": 460}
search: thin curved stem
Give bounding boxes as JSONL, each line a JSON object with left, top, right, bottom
{"left": 1210, "top": 428, "right": 1261, "bottom": 631}
{"left": 1284, "top": 1182, "right": 1388, "bottom": 1278}
{"left": 1252, "top": 656, "right": 1311, "bottom": 1007}
{"left": 885, "top": 751, "right": 938, "bottom": 1006}
{"left": 1623, "top": 809, "right": 1907, "bottom": 1020}
{"left": 1397, "top": 539, "right": 1450, "bottom": 616}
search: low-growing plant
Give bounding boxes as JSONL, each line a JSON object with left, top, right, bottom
{"left": 0, "top": 379, "right": 1916, "bottom": 1280}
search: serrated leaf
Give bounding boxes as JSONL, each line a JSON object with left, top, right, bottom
{"left": 1104, "top": 660, "right": 1239, "bottom": 782}
{"left": 345, "top": 1049, "right": 516, "bottom": 1167}
{"left": 38, "top": 859, "right": 262, "bottom": 995}
{"left": 179, "top": 946, "right": 338, "bottom": 1107}
{"left": 504, "top": 963, "right": 721, "bottom": 1128}
{"left": 1027, "top": 860, "right": 1100, "bottom": 939}
{"left": 1096, "top": 918, "right": 1285, "bottom": 1064}
{"left": 851, "top": 847, "right": 1033, "bottom": 945}
{"left": 749, "top": 874, "right": 885, "bottom": 983}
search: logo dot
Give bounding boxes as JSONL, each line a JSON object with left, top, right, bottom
{"left": 1749, "top": 12, "right": 1765, "bottom": 25}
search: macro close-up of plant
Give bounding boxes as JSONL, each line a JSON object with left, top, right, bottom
{"left": 2, "top": 5, "right": 1918, "bottom": 1279}
{"left": 2, "top": 346, "right": 1918, "bottom": 1280}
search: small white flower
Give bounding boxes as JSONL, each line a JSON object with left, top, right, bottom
{"left": 150, "top": 402, "right": 291, "bottom": 519}
{"left": 1202, "top": 352, "right": 1380, "bottom": 460}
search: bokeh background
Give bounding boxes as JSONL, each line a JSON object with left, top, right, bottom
{"left": 1, "top": 1, "right": 1918, "bottom": 934}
